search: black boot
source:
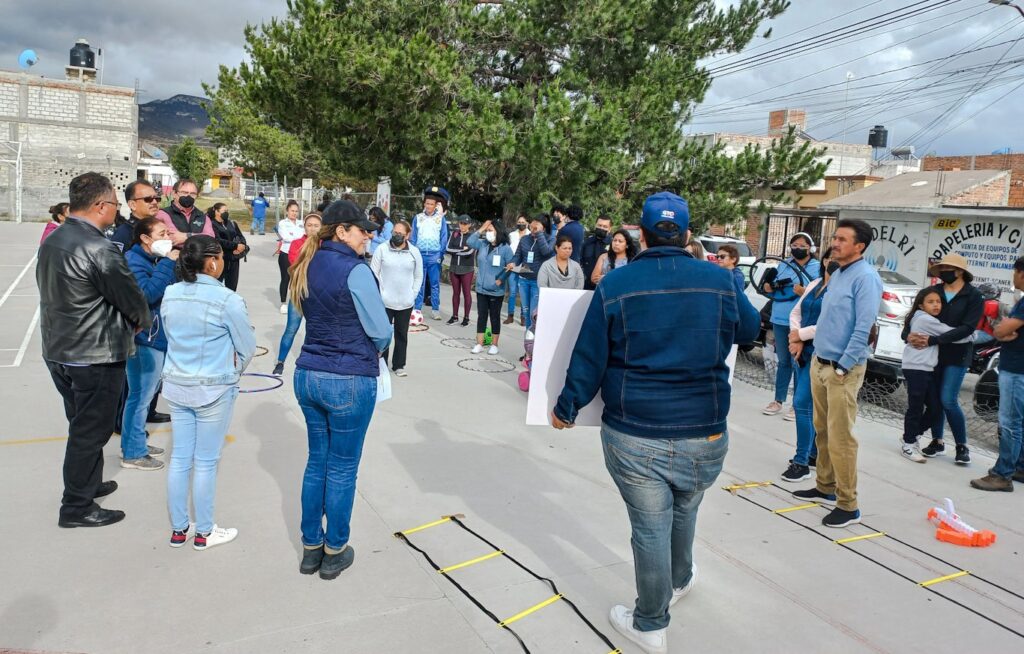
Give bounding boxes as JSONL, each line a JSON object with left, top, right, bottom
{"left": 300, "top": 545, "right": 325, "bottom": 575}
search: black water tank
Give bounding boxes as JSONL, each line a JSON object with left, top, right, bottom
{"left": 69, "top": 39, "right": 95, "bottom": 68}
{"left": 868, "top": 125, "right": 888, "bottom": 148}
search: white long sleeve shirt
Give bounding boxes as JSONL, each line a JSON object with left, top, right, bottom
{"left": 276, "top": 218, "right": 305, "bottom": 255}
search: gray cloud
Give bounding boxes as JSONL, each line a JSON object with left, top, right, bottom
{"left": 0, "top": 0, "right": 1019, "bottom": 156}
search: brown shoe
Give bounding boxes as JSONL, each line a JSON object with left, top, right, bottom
{"left": 970, "top": 474, "right": 1014, "bottom": 492}
{"left": 518, "top": 316, "right": 525, "bottom": 326}
{"left": 503, "top": 315, "right": 514, "bottom": 325}
{"left": 1012, "top": 470, "right": 1024, "bottom": 484}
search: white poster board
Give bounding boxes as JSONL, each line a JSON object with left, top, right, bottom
{"left": 376, "top": 177, "right": 392, "bottom": 215}
{"left": 526, "top": 288, "right": 604, "bottom": 426}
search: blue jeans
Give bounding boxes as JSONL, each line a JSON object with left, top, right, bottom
{"left": 252, "top": 214, "right": 265, "bottom": 234}
{"left": 294, "top": 369, "right": 377, "bottom": 550}
{"left": 506, "top": 272, "right": 520, "bottom": 317}
{"left": 415, "top": 253, "right": 441, "bottom": 311}
{"left": 993, "top": 371, "right": 1024, "bottom": 479}
{"left": 772, "top": 323, "right": 795, "bottom": 403}
{"left": 601, "top": 425, "right": 728, "bottom": 632}
{"left": 792, "top": 355, "right": 818, "bottom": 466}
{"left": 122, "top": 346, "right": 164, "bottom": 460}
{"left": 518, "top": 277, "right": 539, "bottom": 331}
{"left": 931, "top": 365, "right": 968, "bottom": 445}
{"left": 167, "top": 386, "right": 238, "bottom": 533}
{"left": 277, "top": 302, "right": 304, "bottom": 363}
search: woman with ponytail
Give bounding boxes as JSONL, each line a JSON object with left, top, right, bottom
{"left": 289, "top": 200, "right": 392, "bottom": 580}
{"left": 160, "top": 235, "right": 256, "bottom": 551}
{"left": 41, "top": 202, "right": 69, "bottom": 243}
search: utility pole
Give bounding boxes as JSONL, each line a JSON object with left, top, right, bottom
{"left": 838, "top": 71, "right": 855, "bottom": 196}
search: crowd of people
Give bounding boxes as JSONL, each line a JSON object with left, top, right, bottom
{"left": 33, "top": 171, "right": 1024, "bottom": 654}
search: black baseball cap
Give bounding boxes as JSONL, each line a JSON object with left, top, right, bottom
{"left": 458, "top": 214, "right": 472, "bottom": 224}
{"left": 321, "top": 200, "right": 378, "bottom": 231}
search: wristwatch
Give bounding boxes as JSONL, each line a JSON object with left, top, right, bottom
{"left": 835, "top": 365, "right": 847, "bottom": 377}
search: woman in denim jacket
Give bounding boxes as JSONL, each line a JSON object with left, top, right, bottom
{"left": 161, "top": 236, "right": 256, "bottom": 551}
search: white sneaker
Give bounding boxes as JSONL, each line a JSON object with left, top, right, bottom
{"left": 784, "top": 407, "right": 796, "bottom": 422}
{"left": 524, "top": 330, "right": 535, "bottom": 340}
{"left": 279, "top": 304, "right": 288, "bottom": 314}
{"left": 608, "top": 605, "right": 667, "bottom": 654}
{"left": 471, "top": 344, "right": 484, "bottom": 354}
{"left": 670, "top": 563, "right": 698, "bottom": 607}
{"left": 193, "top": 525, "right": 237, "bottom": 551}
{"left": 488, "top": 345, "right": 500, "bottom": 356}
{"left": 901, "top": 439, "right": 926, "bottom": 463}
{"left": 431, "top": 310, "right": 442, "bottom": 320}
{"left": 763, "top": 401, "right": 783, "bottom": 415}
{"left": 395, "top": 368, "right": 407, "bottom": 378}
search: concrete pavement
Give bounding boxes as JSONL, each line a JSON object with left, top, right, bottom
{"left": 1, "top": 222, "right": 1022, "bottom": 654}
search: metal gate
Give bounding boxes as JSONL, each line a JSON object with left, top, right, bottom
{"left": 761, "top": 209, "right": 838, "bottom": 258}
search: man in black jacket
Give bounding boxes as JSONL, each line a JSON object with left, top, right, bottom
{"left": 39, "top": 172, "right": 152, "bottom": 528}
{"left": 581, "top": 214, "right": 612, "bottom": 290}
{"left": 906, "top": 253, "right": 983, "bottom": 464}
{"left": 109, "top": 180, "right": 161, "bottom": 252}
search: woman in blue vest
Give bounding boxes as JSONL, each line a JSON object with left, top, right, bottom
{"left": 763, "top": 232, "right": 821, "bottom": 419}
{"left": 781, "top": 247, "right": 836, "bottom": 483}
{"left": 121, "top": 217, "right": 178, "bottom": 472}
{"left": 288, "top": 200, "right": 393, "bottom": 580}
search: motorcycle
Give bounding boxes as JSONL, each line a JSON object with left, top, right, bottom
{"left": 972, "top": 351, "right": 1000, "bottom": 422}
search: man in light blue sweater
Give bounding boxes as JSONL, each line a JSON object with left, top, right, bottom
{"left": 792, "top": 219, "right": 882, "bottom": 529}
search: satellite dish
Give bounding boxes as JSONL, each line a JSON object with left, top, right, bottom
{"left": 18, "top": 49, "right": 38, "bottom": 70}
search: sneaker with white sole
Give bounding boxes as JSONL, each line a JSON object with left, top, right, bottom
{"left": 784, "top": 407, "right": 796, "bottom": 421}
{"left": 471, "top": 344, "right": 484, "bottom": 354}
{"left": 608, "top": 605, "right": 667, "bottom": 654}
{"left": 279, "top": 304, "right": 288, "bottom": 315}
{"left": 780, "top": 462, "right": 811, "bottom": 483}
{"left": 900, "top": 439, "right": 926, "bottom": 463}
{"left": 762, "top": 401, "right": 783, "bottom": 415}
{"left": 524, "top": 330, "right": 535, "bottom": 340}
{"left": 669, "top": 563, "right": 697, "bottom": 607}
{"left": 169, "top": 524, "right": 193, "bottom": 548}
{"left": 431, "top": 310, "right": 442, "bottom": 320}
{"left": 395, "top": 368, "right": 407, "bottom": 377}
{"left": 147, "top": 444, "right": 164, "bottom": 456}
{"left": 193, "top": 525, "right": 237, "bottom": 550}
{"left": 121, "top": 455, "right": 164, "bottom": 471}
{"left": 488, "top": 345, "right": 500, "bottom": 355}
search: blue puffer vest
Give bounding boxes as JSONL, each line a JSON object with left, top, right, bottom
{"left": 295, "top": 241, "right": 380, "bottom": 377}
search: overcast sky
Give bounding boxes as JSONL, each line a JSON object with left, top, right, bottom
{"left": 0, "top": 0, "right": 1020, "bottom": 156}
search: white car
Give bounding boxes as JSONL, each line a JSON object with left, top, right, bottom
{"left": 698, "top": 235, "right": 755, "bottom": 268}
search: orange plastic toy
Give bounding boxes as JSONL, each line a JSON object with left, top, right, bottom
{"left": 927, "top": 498, "right": 996, "bottom": 548}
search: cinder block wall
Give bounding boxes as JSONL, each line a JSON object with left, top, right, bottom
{"left": 924, "top": 154, "right": 1024, "bottom": 207}
{"left": 0, "top": 71, "right": 137, "bottom": 221}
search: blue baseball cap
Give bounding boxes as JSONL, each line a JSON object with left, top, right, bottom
{"left": 423, "top": 185, "right": 450, "bottom": 205}
{"left": 641, "top": 192, "right": 690, "bottom": 239}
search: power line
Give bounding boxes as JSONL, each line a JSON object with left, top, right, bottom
{"left": 918, "top": 76, "right": 1024, "bottom": 152}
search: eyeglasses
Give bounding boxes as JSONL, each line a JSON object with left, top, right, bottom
{"left": 99, "top": 199, "right": 122, "bottom": 211}
{"left": 132, "top": 195, "right": 160, "bottom": 204}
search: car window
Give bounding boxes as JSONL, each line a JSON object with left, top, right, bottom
{"left": 876, "top": 269, "right": 915, "bottom": 285}
{"left": 699, "top": 239, "right": 751, "bottom": 257}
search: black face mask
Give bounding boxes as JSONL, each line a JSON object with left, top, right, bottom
{"left": 938, "top": 270, "right": 959, "bottom": 284}
{"left": 791, "top": 247, "right": 809, "bottom": 260}
{"left": 826, "top": 261, "right": 840, "bottom": 275}
{"left": 390, "top": 233, "right": 406, "bottom": 247}
{"left": 593, "top": 228, "right": 608, "bottom": 239}
{"left": 221, "top": 211, "right": 230, "bottom": 221}
{"left": 178, "top": 195, "right": 196, "bottom": 209}
{"left": 517, "top": 223, "right": 527, "bottom": 231}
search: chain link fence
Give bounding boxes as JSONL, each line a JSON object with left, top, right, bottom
{"left": 733, "top": 344, "right": 1000, "bottom": 452}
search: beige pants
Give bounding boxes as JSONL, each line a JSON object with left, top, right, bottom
{"left": 810, "top": 358, "right": 867, "bottom": 511}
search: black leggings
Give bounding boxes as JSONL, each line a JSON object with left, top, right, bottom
{"left": 903, "top": 369, "right": 940, "bottom": 444}
{"left": 476, "top": 293, "right": 503, "bottom": 336}
{"left": 277, "top": 252, "right": 290, "bottom": 303}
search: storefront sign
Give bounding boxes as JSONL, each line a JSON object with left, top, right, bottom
{"left": 863, "top": 221, "right": 931, "bottom": 283}
{"left": 928, "top": 218, "right": 1023, "bottom": 292}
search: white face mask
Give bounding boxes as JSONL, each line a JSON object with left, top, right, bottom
{"left": 484, "top": 231, "right": 496, "bottom": 243}
{"left": 151, "top": 239, "right": 173, "bottom": 258}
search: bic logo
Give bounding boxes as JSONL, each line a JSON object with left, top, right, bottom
{"left": 934, "top": 218, "right": 961, "bottom": 229}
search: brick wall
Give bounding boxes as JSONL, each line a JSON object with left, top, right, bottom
{"left": 945, "top": 174, "right": 1011, "bottom": 207}
{"left": 923, "top": 154, "right": 1024, "bottom": 207}
{"left": 0, "top": 71, "right": 137, "bottom": 221}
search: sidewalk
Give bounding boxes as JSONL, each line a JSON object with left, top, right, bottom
{"left": 0, "top": 222, "right": 1022, "bottom": 654}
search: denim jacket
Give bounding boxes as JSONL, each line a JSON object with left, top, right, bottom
{"left": 467, "top": 233, "right": 514, "bottom": 296}
{"left": 160, "top": 274, "right": 257, "bottom": 386}
{"left": 555, "top": 247, "right": 761, "bottom": 438}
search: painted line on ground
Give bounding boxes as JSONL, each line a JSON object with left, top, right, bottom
{"left": 0, "top": 429, "right": 236, "bottom": 447}
{"left": 0, "top": 255, "right": 37, "bottom": 311}
{"left": 0, "top": 305, "right": 40, "bottom": 368}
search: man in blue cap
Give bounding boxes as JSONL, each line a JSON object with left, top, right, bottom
{"left": 551, "top": 191, "right": 760, "bottom": 654}
{"left": 411, "top": 185, "right": 450, "bottom": 320}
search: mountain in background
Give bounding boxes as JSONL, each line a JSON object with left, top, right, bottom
{"left": 138, "top": 94, "right": 211, "bottom": 147}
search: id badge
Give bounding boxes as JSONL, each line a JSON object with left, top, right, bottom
{"left": 492, "top": 254, "right": 502, "bottom": 267}
{"left": 527, "top": 251, "right": 535, "bottom": 264}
